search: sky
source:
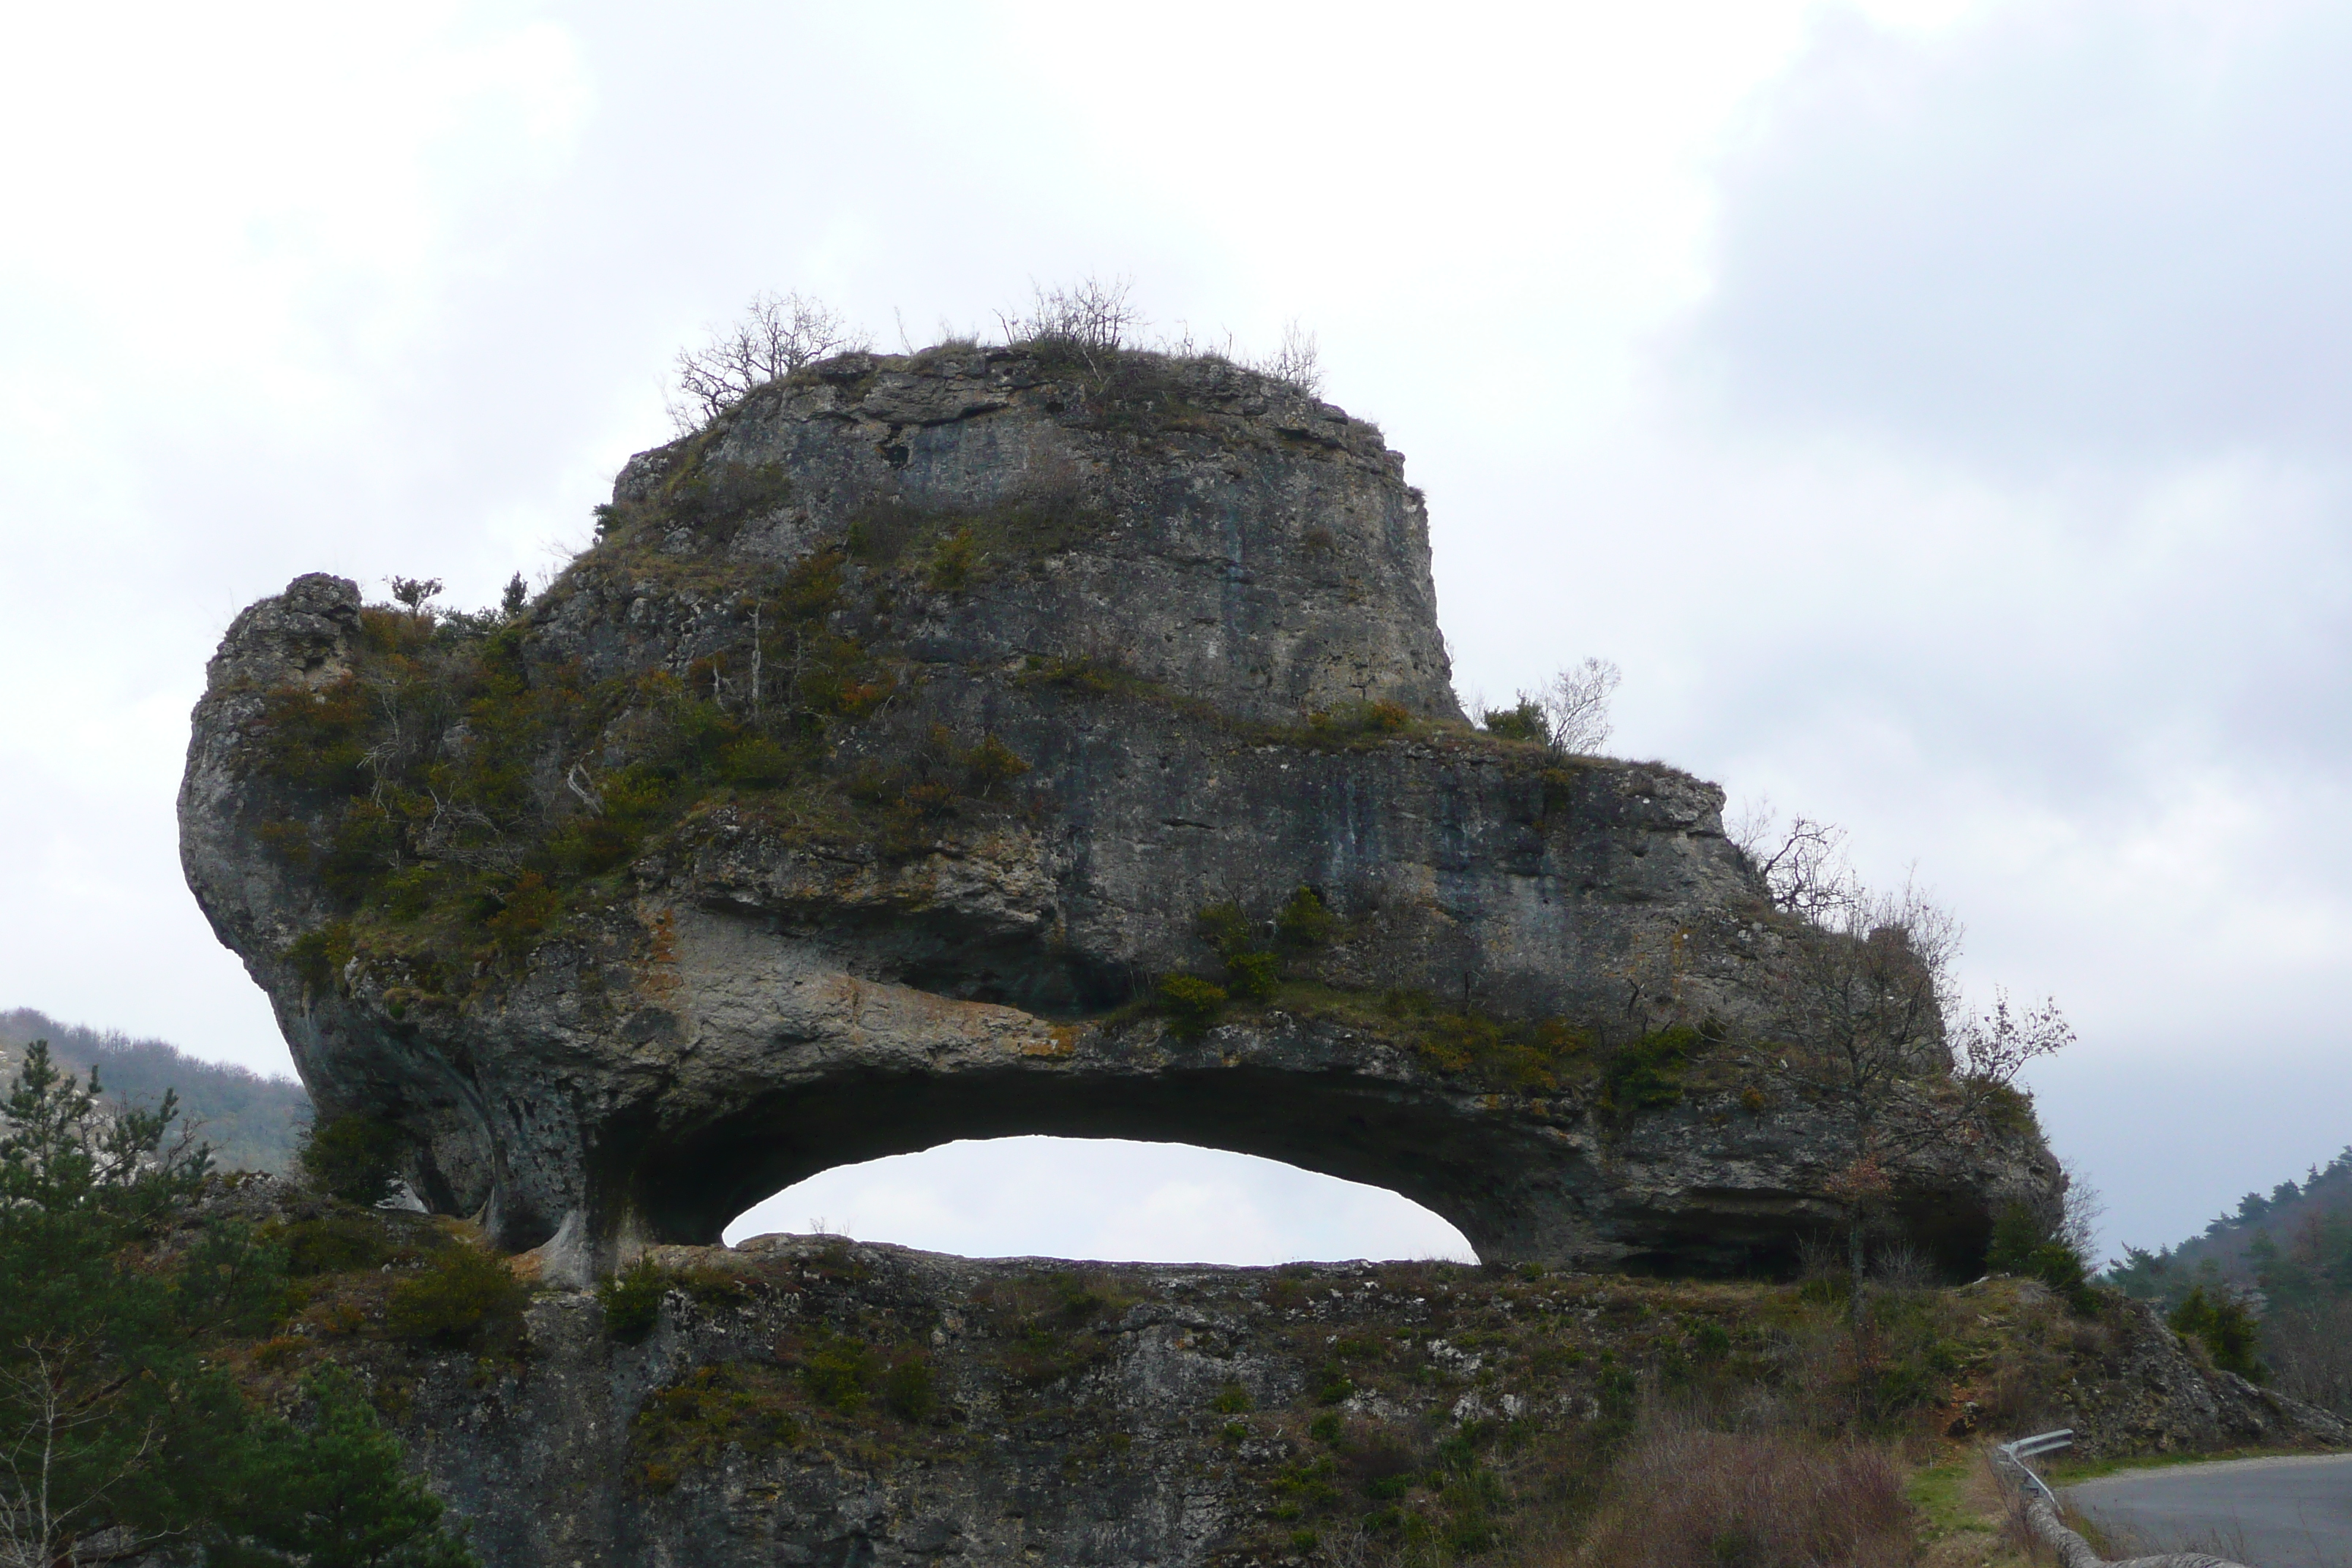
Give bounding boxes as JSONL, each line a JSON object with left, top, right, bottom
{"left": 4, "top": 0, "right": 2348, "bottom": 1265}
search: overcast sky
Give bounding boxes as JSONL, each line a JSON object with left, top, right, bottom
{"left": 5, "top": 0, "right": 2347, "bottom": 1266}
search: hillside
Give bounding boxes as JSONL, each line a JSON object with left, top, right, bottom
{"left": 0, "top": 1006, "right": 310, "bottom": 1173}
{"left": 2108, "top": 1144, "right": 2352, "bottom": 1300}
{"left": 2106, "top": 1142, "right": 2352, "bottom": 1415}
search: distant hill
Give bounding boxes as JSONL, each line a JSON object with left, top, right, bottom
{"left": 0, "top": 1007, "right": 310, "bottom": 1175}
{"left": 2107, "top": 1147, "right": 2352, "bottom": 1307}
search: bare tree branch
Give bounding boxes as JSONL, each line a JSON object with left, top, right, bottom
{"left": 1245, "top": 318, "right": 1322, "bottom": 396}
{"left": 1730, "top": 799, "right": 1861, "bottom": 919}
{"left": 668, "top": 290, "right": 870, "bottom": 433}
{"left": 1537, "top": 657, "right": 1620, "bottom": 755}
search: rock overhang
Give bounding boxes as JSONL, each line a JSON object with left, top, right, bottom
{"left": 178, "top": 343, "right": 2059, "bottom": 1281}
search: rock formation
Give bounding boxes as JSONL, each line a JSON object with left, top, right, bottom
{"left": 179, "top": 344, "right": 2057, "bottom": 1280}
{"left": 204, "top": 1179, "right": 2347, "bottom": 1568}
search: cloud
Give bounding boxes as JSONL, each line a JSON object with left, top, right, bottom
{"left": 1687, "top": 2, "right": 2352, "bottom": 468}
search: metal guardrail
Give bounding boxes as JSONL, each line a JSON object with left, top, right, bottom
{"left": 1998, "top": 1428, "right": 2076, "bottom": 1504}
{"left": 1991, "top": 1428, "right": 2248, "bottom": 1568}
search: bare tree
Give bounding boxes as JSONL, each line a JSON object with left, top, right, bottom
{"left": 1730, "top": 799, "right": 1860, "bottom": 919}
{"left": 997, "top": 276, "right": 1142, "bottom": 381}
{"left": 1246, "top": 318, "right": 1322, "bottom": 396}
{"left": 1543, "top": 656, "right": 1621, "bottom": 754}
{"left": 669, "top": 290, "right": 870, "bottom": 432}
{"left": 1477, "top": 657, "right": 1621, "bottom": 754}
{"left": 2056, "top": 1156, "right": 2106, "bottom": 1261}
{"left": 1767, "top": 882, "right": 2071, "bottom": 1280}
{"left": 2265, "top": 1297, "right": 2352, "bottom": 1414}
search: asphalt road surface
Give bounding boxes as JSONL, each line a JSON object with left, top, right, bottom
{"left": 2066, "top": 1454, "right": 2352, "bottom": 1568}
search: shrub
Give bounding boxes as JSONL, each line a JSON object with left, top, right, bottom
{"left": 1225, "top": 951, "right": 1279, "bottom": 1001}
{"left": 883, "top": 1354, "right": 938, "bottom": 1422}
{"left": 927, "top": 528, "right": 980, "bottom": 590}
{"left": 1602, "top": 1026, "right": 1700, "bottom": 1114}
{"left": 1210, "top": 1382, "right": 1254, "bottom": 1414}
{"left": 275, "top": 1212, "right": 399, "bottom": 1275}
{"left": 1157, "top": 975, "right": 1228, "bottom": 1033}
{"left": 2170, "top": 1286, "right": 2266, "bottom": 1382}
{"left": 1194, "top": 901, "right": 1254, "bottom": 959}
{"left": 1986, "top": 1204, "right": 2097, "bottom": 1313}
{"left": 386, "top": 1245, "right": 530, "bottom": 1348}
{"left": 1274, "top": 885, "right": 1334, "bottom": 949}
{"left": 1482, "top": 698, "right": 1548, "bottom": 744}
{"left": 1305, "top": 699, "right": 1414, "bottom": 739}
{"left": 284, "top": 923, "right": 355, "bottom": 998}
{"left": 297, "top": 1115, "right": 406, "bottom": 1206}
{"left": 962, "top": 733, "right": 1030, "bottom": 796}
{"left": 1575, "top": 1424, "right": 1916, "bottom": 1568}
{"left": 598, "top": 1258, "right": 666, "bottom": 1343}
{"left": 631, "top": 1364, "right": 804, "bottom": 1490}
{"left": 483, "top": 870, "right": 562, "bottom": 956}
{"left": 802, "top": 1337, "right": 882, "bottom": 1412}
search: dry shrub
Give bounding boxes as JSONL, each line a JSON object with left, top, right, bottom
{"left": 2264, "top": 1297, "right": 2352, "bottom": 1414}
{"left": 1571, "top": 1424, "right": 1918, "bottom": 1568}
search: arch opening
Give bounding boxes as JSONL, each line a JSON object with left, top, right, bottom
{"left": 624, "top": 1060, "right": 1548, "bottom": 1265}
{"left": 719, "top": 1136, "right": 1477, "bottom": 1265}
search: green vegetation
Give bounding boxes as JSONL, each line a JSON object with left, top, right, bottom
{"left": 1480, "top": 698, "right": 1548, "bottom": 745}
{"left": 783, "top": 1327, "right": 940, "bottom": 1420}
{"left": 243, "top": 444, "right": 1102, "bottom": 995}
{"left": 1155, "top": 973, "right": 1229, "bottom": 1033}
{"left": 2168, "top": 1286, "right": 2264, "bottom": 1381}
{"left": 2105, "top": 1141, "right": 2352, "bottom": 1405}
{"left": 298, "top": 1112, "right": 407, "bottom": 1205}
{"left": 630, "top": 1364, "right": 804, "bottom": 1492}
{"left": 385, "top": 1244, "right": 532, "bottom": 1350}
{"left": 0, "top": 1041, "right": 475, "bottom": 1565}
{"left": 1378, "top": 988, "right": 1604, "bottom": 1097}
{"left": 628, "top": 1310, "right": 949, "bottom": 1491}
{"left": 0, "top": 1006, "right": 310, "bottom": 1175}
{"left": 1986, "top": 1202, "right": 2097, "bottom": 1314}
{"left": 271, "top": 1210, "right": 402, "bottom": 1276}
{"left": 597, "top": 1256, "right": 667, "bottom": 1342}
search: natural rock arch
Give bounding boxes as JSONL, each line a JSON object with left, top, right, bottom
{"left": 179, "top": 344, "right": 2055, "bottom": 1281}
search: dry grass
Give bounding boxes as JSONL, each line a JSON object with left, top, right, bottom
{"left": 1554, "top": 1420, "right": 1918, "bottom": 1568}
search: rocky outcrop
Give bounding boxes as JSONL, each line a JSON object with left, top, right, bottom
{"left": 179, "top": 344, "right": 2056, "bottom": 1279}
{"left": 209, "top": 1180, "right": 2342, "bottom": 1568}
{"left": 2054, "top": 1294, "right": 2352, "bottom": 1458}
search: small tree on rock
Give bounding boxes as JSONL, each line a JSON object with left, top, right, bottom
{"left": 1481, "top": 657, "right": 1621, "bottom": 755}
{"left": 669, "top": 290, "right": 870, "bottom": 433}
{"left": 1765, "top": 883, "right": 2073, "bottom": 1281}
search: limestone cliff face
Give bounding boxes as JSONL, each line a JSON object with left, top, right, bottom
{"left": 178, "top": 345, "right": 2055, "bottom": 1279}
{"left": 213, "top": 1197, "right": 2337, "bottom": 1568}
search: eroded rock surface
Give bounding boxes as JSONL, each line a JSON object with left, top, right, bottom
{"left": 179, "top": 345, "right": 2055, "bottom": 1278}
{"left": 211, "top": 1195, "right": 2342, "bottom": 1568}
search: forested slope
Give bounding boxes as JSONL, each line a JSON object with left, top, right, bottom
{"left": 2107, "top": 1144, "right": 2352, "bottom": 1414}
{"left": 0, "top": 1006, "right": 309, "bottom": 1173}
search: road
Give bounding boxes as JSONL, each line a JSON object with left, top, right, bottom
{"left": 2065, "top": 1454, "right": 2352, "bottom": 1568}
